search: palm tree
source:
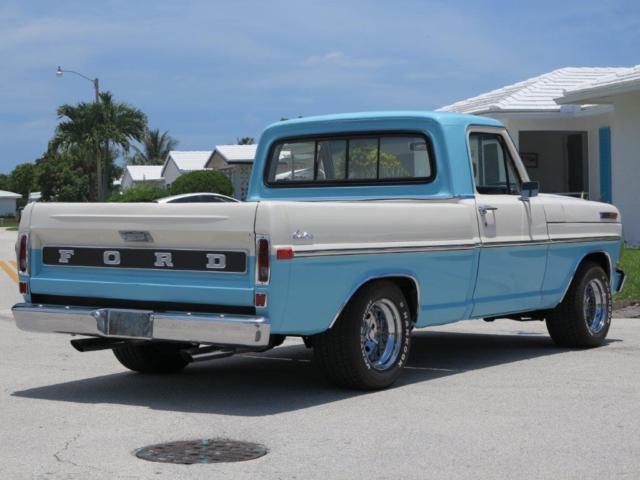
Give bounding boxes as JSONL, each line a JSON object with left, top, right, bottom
{"left": 129, "top": 129, "right": 178, "bottom": 165}
{"left": 237, "top": 137, "right": 255, "bottom": 145}
{"left": 50, "top": 91, "right": 147, "bottom": 201}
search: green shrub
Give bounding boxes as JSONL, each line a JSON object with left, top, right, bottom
{"left": 109, "top": 184, "right": 167, "bottom": 202}
{"left": 170, "top": 170, "right": 233, "bottom": 197}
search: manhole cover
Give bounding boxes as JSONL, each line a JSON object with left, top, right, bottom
{"left": 135, "top": 439, "right": 268, "bottom": 464}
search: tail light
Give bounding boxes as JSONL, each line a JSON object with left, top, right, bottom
{"left": 17, "top": 233, "right": 29, "bottom": 275}
{"left": 256, "top": 236, "right": 270, "bottom": 284}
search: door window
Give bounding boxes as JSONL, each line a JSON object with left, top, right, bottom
{"left": 469, "top": 133, "right": 521, "bottom": 194}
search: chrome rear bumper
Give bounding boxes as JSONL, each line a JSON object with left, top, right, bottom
{"left": 12, "top": 303, "right": 270, "bottom": 347}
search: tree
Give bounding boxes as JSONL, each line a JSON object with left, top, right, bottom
{"left": 108, "top": 184, "right": 167, "bottom": 202}
{"left": 50, "top": 91, "right": 147, "bottom": 201}
{"left": 8, "top": 163, "right": 37, "bottom": 199}
{"left": 237, "top": 137, "right": 255, "bottom": 145}
{"left": 170, "top": 170, "right": 233, "bottom": 197}
{"left": 36, "top": 148, "right": 92, "bottom": 202}
{"left": 129, "top": 129, "right": 178, "bottom": 165}
{"left": 0, "top": 173, "right": 9, "bottom": 191}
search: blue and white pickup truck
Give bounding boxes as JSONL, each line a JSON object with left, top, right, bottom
{"left": 13, "top": 112, "right": 625, "bottom": 389}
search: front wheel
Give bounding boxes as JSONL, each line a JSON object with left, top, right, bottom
{"left": 546, "top": 262, "right": 612, "bottom": 348}
{"left": 313, "top": 280, "right": 412, "bottom": 390}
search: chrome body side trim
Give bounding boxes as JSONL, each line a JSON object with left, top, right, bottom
{"left": 295, "top": 244, "right": 476, "bottom": 257}
{"left": 12, "top": 303, "right": 270, "bottom": 347}
{"left": 328, "top": 274, "right": 420, "bottom": 329}
{"left": 294, "top": 236, "right": 621, "bottom": 258}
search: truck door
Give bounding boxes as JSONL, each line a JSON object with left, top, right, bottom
{"left": 469, "top": 130, "right": 548, "bottom": 317}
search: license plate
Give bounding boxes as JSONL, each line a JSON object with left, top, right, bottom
{"left": 94, "top": 309, "right": 153, "bottom": 339}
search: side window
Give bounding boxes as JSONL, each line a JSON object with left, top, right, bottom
{"left": 267, "top": 133, "right": 434, "bottom": 185}
{"left": 469, "top": 132, "right": 521, "bottom": 194}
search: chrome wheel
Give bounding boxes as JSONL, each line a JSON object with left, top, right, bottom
{"left": 584, "top": 278, "right": 608, "bottom": 334}
{"left": 360, "top": 298, "right": 402, "bottom": 371}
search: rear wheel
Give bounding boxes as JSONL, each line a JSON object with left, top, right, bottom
{"left": 314, "top": 281, "right": 411, "bottom": 390}
{"left": 546, "top": 262, "right": 612, "bottom": 348}
{"left": 113, "top": 342, "right": 191, "bottom": 373}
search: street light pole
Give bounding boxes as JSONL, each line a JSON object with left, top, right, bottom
{"left": 56, "top": 66, "right": 100, "bottom": 102}
{"left": 56, "top": 66, "right": 104, "bottom": 200}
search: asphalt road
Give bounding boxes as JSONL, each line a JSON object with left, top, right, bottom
{"left": 0, "top": 228, "right": 639, "bottom": 479}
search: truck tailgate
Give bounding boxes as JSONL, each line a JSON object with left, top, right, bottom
{"left": 25, "top": 202, "right": 258, "bottom": 309}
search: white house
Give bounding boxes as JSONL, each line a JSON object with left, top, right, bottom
{"left": 440, "top": 65, "right": 640, "bottom": 245}
{"left": 161, "top": 151, "right": 212, "bottom": 189}
{"left": 0, "top": 190, "right": 21, "bottom": 216}
{"left": 120, "top": 165, "right": 164, "bottom": 190}
{"left": 205, "top": 145, "right": 257, "bottom": 200}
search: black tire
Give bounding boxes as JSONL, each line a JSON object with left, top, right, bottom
{"left": 546, "top": 262, "right": 612, "bottom": 348}
{"left": 113, "top": 342, "right": 191, "bottom": 373}
{"left": 313, "top": 280, "right": 411, "bottom": 390}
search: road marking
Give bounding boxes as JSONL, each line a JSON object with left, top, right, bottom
{"left": 9, "top": 260, "right": 17, "bottom": 268}
{"left": 0, "top": 260, "right": 18, "bottom": 284}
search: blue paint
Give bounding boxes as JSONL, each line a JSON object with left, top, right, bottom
{"left": 247, "top": 111, "right": 501, "bottom": 202}
{"left": 472, "top": 244, "right": 548, "bottom": 317}
{"left": 540, "top": 239, "right": 621, "bottom": 307}
{"left": 270, "top": 248, "right": 480, "bottom": 334}
{"left": 599, "top": 127, "right": 612, "bottom": 203}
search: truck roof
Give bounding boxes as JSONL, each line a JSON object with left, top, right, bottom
{"left": 263, "top": 110, "right": 502, "bottom": 133}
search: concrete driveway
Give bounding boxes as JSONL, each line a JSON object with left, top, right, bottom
{"left": 0, "top": 228, "right": 639, "bottom": 479}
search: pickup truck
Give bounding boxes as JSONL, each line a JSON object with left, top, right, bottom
{"left": 13, "top": 112, "right": 625, "bottom": 389}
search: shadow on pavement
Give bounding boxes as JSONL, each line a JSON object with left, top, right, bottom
{"left": 13, "top": 330, "right": 618, "bottom": 416}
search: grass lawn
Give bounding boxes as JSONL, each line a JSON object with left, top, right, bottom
{"left": 1, "top": 218, "right": 18, "bottom": 231}
{"left": 615, "top": 247, "right": 640, "bottom": 303}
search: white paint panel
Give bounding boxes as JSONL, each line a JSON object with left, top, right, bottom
{"left": 256, "top": 199, "right": 480, "bottom": 252}
{"left": 27, "top": 202, "right": 258, "bottom": 253}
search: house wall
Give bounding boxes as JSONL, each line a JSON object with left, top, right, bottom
{"left": 121, "top": 171, "right": 134, "bottom": 190}
{"left": 206, "top": 152, "right": 226, "bottom": 170}
{"left": 162, "top": 159, "right": 183, "bottom": 189}
{"left": 0, "top": 198, "right": 17, "bottom": 216}
{"left": 233, "top": 165, "right": 252, "bottom": 200}
{"left": 611, "top": 93, "right": 640, "bottom": 246}
{"left": 496, "top": 112, "right": 614, "bottom": 201}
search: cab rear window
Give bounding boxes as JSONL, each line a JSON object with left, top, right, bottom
{"left": 265, "top": 133, "right": 435, "bottom": 186}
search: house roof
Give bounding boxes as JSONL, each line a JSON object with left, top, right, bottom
{"left": 125, "top": 165, "right": 164, "bottom": 182}
{"left": 439, "top": 67, "right": 628, "bottom": 114}
{"left": 213, "top": 144, "right": 257, "bottom": 164}
{"left": 0, "top": 190, "right": 21, "bottom": 199}
{"left": 557, "top": 65, "right": 640, "bottom": 105}
{"left": 166, "top": 151, "right": 212, "bottom": 172}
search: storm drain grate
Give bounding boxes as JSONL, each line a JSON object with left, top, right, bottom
{"left": 135, "top": 439, "right": 268, "bottom": 464}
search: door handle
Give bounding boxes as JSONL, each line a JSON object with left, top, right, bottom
{"left": 478, "top": 205, "right": 498, "bottom": 215}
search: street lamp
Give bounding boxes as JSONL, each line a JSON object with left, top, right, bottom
{"left": 56, "top": 66, "right": 100, "bottom": 103}
{"left": 56, "top": 66, "right": 103, "bottom": 200}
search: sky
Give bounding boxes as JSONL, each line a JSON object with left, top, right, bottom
{"left": 1, "top": 0, "right": 639, "bottom": 174}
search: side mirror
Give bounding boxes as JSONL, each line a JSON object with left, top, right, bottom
{"left": 520, "top": 181, "right": 539, "bottom": 200}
